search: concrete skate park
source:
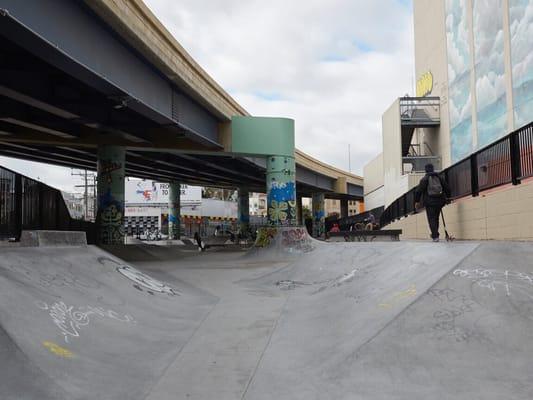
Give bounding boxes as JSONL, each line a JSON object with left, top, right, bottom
{"left": 2, "top": 229, "right": 533, "bottom": 399}
{"left": 2, "top": 0, "right": 533, "bottom": 399}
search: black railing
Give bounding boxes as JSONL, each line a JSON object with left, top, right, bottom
{"left": 333, "top": 206, "right": 384, "bottom": 231}
{"left": 0, "top": 166, "right": 96, "bottom": 243}
{"left": 380, "top": 121, "right": 533, "bottom": 228}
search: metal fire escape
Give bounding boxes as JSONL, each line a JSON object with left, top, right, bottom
{"left": 400, "top": 96, "right": 441, "bottom": 172}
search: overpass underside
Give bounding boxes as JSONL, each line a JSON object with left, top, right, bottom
{"left": 0, "top": 8, "right": 358, "bottom": 199}
{"left": 0, "top": 26, "right": 268, "bottom": 191}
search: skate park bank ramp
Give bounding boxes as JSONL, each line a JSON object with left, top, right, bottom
{"left": 0, "top": 242, "right": 216, "bottom": 400}
{"left": 244, "top": 226, "right": 320, "bottom": 261}
{"left": 241, "top": 240, "right": 533, "bottom": 400}
{"left": 2, "top": 228, "right": 533, "bottom": 399}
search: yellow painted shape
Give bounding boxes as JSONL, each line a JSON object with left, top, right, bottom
{"left": 379, "top": 285, "right": 417, "bottom": 309}
{"left": 416, "top": 71, "right": 433, "bottom": 97}
{"left": 43, "top": 341, "right": 74, "bottom": 358}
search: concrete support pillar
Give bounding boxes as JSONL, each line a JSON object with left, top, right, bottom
{"left": 296, "top": 194, "right": 303, "bottom": 225}
{"left": 312, "top": 193, "right": 325, "bottom": 238}
{"left": 238, "top": 188, "right": 250, "bottom": 233}
{"left": 96, "top": 145, "right": 125, "bottom": 244}
{"left": 340, "top": 199, "right": 349, "bottom": 219}
{"left": 168, "top": 181, "right": 181, "bottom": 240}
{"left": 267, "top": 155, "right": 296, "bottom": 226}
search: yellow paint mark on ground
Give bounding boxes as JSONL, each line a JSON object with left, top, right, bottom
{"left": 379, "top": 285, "right": 417, "bottom": 309}
{"left": 43, "top": 341, "right": 74, "bottom": 358}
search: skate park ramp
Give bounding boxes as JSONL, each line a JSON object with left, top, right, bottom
{"left": 244, "top": 226, "right": 321, "bottom": 262}
{"left": 0, "top": 244, "right": 216, "bottom": 400}
{"left": 241, "top": 240, "right": 533, "bottom": 400}
{"left": 2, "top": 228, "right": 533, "bottom": 399}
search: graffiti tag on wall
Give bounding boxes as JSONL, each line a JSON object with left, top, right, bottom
{"left": 281, "top": 227, "right": 314, "bottom": 252}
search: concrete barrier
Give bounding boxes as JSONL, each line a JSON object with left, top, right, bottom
{"left": 20, "top": 230, "right": 87, "bottom": 247}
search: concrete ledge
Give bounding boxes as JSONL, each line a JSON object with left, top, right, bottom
{"left": 20, "top": 231, "right": 87, "bottom": 247}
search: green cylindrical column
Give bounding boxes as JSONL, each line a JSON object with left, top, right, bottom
{"left": 168, "top": 181, "right": 181, "bottom": 240}
{"left": 267, "top": 155, "right": 296, "bottom": 226}
{"left": 96, "top": 145, "right": 125, "bottom": 244}
{"left": 238, "top": 188, "right": 250, "bottom": 233}
{"left": 312, "top": 193, "right": 325, "bottom": 238}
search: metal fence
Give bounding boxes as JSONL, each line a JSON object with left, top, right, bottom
{"left": 380, "top": 121, "right": 533, "bottom": 228}
{"left": 0, "top": 166, "right": 96, "bottom": 243}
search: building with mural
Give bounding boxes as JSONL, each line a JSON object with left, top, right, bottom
{"left": 365, "top": 0, "right": 532, "bottom": 208}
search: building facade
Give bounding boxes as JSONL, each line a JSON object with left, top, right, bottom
{"left": 365, "top": 0, "right": 532, "bottom": 208}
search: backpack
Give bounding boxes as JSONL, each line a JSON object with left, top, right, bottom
{"left": 427, "top": 175, "right": 443, "bottom": 197}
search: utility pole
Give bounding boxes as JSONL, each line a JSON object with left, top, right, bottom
{"left": 72, "top": 169, "right": 96, "bottom": 220}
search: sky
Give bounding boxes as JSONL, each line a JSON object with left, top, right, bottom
{"left": 0, "top": 0, "right": 414, "bottom": 192}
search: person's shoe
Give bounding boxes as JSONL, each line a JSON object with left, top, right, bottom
{"left": 432, "top": 238, "right": 439, "bottom": 242}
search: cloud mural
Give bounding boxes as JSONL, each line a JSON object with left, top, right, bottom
{"left": 509, "top": 0, "right": 533, "bottom": 128}
{"left": 446, "top": 0, "right": 473, "bottom": 161}
{"left": 473, "top": 0, "right": 507, "bottom": 147}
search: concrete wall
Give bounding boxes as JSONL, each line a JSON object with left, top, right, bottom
{"left": 388, "top": 179, "right": 533, "bottom": 241}
{"left": 413, "top": 0, "right": 451, "bottom": 167}
{"left": 363, "top": 153, "right": 384, "bottom": 195}
{"left": 364, "top": 186, "right": 385, "bottom": 211}
{"left": 382, "top": 100, "right": 402, "bottom": 207}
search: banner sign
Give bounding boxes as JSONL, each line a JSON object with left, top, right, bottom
{"left": 125, "top": 180, "right": 201, "bottom": 205}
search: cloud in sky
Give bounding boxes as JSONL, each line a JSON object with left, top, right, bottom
{"left": 1, "top": 0, "right": 414, "bottom": 191}
{"left": 144, "top": 0, "right": 415, "bottom": 175}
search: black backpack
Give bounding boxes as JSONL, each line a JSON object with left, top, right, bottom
{"left": 427, "top": 175, "right": 443, "bottom": 197}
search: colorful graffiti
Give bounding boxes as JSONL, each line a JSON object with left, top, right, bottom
{"left": 312, "top": 193, "right": 325, "bottom": 238}
{"left": 267, "top": 156, "right": 296, "bottom": 226}
{"left": 168, "top": 182, "right": 180, "bottom": 239}
{"left": 97, "top": 146, "right": 125, "bottom": 245}
{"left": 255, "top": 227, "right": 278, "bottom": 247}
{"left": 97, "top": 189, "right": 124, "bottom": 245}
{"left": 281, "top": 227, "right": 314, "bottom": 252}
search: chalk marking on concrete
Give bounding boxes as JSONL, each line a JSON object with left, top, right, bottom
{"left": 43, "top": 341, "right": 74, "bottom": 358}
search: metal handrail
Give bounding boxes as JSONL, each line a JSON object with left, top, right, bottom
{"left": 380, "top": 121, "right": 533, "bottom": 228}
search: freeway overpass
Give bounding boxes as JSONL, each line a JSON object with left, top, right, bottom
{"left": 0, "top": 0, "right": 363, "bottom": 242}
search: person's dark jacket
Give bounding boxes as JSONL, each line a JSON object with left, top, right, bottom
{"left": 414, "top": 172, "right": 451, "bottom": 207}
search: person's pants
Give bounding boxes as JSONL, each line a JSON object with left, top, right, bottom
{"left": 425, "top": 205, "right": 443, "bottom": 239}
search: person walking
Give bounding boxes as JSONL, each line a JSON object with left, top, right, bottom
{"left": 414, "top": 163, "right": 451, "bottom": 242}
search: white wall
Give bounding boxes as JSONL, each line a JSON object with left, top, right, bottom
{"left": 413, "top": 0, "right": 451, "bottom": 167}
{"left": 363, "top": 153, "right": 384, "bottom": 195}
{"left": 364, "top": 186, "right": 385, "bottom": 211}
{"left": 382, "top": 99, "right": 403, "bottom": 207}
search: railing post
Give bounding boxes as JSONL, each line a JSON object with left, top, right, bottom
{"left": 470, "top": 154, "right": 479, "bottom": 197}
{"left": 38, "top": 184, "right": 45, "bottom": 228}
{"left": 510, "top": 130, "right": 522, "bottom": 185}
{"left": 14, "top": 175, "right": 22, "bottom": 240}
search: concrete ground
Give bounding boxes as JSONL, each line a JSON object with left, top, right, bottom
{"left": 1, "top": 238, "right": 532, "bottom": 399}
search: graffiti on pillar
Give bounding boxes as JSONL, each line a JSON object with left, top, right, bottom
{"left": 255, "top": 227, "right": 278, "bottom": 247}
{"left": 98, "top": 188, "right": 124, "bottom": 245}
{"left": 312, "top": 194, "right": 325, "bottom": 238}
{"left": 99, "top": 160, "right": 122, "bottom": 184}
{"left": 267, "top": 156, "right": 296, "bottom": 226}
{"left": 267, "top": 181, "right": 296, "bottom": 225}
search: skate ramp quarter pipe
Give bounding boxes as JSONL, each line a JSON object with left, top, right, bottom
{"left": 0, "top": 245, "right": 216, "bottom": 400}
{"left": 242, "top": 241, "right": 533, "bottom": 400}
